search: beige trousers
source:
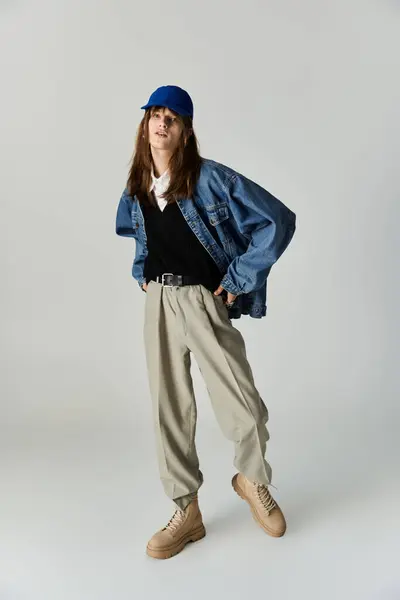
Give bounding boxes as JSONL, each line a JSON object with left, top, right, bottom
{"left": 143, "top": 280, "right": 272, "bottom": 511}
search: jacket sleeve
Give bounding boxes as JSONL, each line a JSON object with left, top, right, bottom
{"left": 132, "top": 236, "right": 148, "bottom": 292}
{"left": 115, "top": 188, "right": 135, "bottom": 237}
{"left": 115, "top": 188, "right": 147, "bottom": 291}
{"left": 219, "top": 172, "right": 296, "bottom": 296}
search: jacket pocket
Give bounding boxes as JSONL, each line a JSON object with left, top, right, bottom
{"left": 205, "top": 202, "right": 229, "bottom": 226}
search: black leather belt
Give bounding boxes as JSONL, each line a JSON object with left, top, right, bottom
{"left": 153, "top": 273, "right": 205, "bottom": 287}
{"left": 152, "top": 272, "right": 232, "bottom": 305}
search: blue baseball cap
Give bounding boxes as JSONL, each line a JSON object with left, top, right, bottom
{"left": 141, "top": 85, "right": 194, "bottom": 119}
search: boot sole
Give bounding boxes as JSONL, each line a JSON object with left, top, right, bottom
{"left": 146, "top": 523, "right": 206, "bottom": 560}
{"left": 232, "top": 474, "right": 286, "bottom": 538}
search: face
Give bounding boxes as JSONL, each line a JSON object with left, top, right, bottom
{"left": 147, "top": 107, "right": 184, "bottom": 153}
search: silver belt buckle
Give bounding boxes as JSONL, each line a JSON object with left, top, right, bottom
{"left": 161, "top": 272, "right": 174, "bottom": 287}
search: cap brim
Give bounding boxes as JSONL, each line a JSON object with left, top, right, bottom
{"left": 140, "top": 102, "right": 192, "bottom": 118}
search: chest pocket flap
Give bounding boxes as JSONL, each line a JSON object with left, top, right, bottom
{"left": 205, "top": 202, "right": 229, "bottom": 226}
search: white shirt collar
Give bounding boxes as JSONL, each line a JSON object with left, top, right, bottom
{"left": 150, "top": 168, "right": 170, "bottom": 192}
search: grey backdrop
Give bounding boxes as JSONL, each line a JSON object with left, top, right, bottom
{"left": 1, "top": 1, "right": 399, "bottom": 599}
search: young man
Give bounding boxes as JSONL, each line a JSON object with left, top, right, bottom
{"left": 116, "top": 85, "right": 296, "bottom": 559}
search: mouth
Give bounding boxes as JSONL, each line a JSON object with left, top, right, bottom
{"left": 155, "top": 132, "right": 168, "bottom": 138}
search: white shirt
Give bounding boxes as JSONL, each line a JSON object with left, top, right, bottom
{"left": 150, "top": 169, "right": 170, "bottom": 211}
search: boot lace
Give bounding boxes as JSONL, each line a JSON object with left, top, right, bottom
{"left": 163, "top": 509, "right": 185, "bottom": 534}
{"left": 255, "top": 483, "right": 277, "bottom": 514}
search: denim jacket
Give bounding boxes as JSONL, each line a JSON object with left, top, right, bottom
{"left": 115, "top": 158, "right": 296, "bottom": 319}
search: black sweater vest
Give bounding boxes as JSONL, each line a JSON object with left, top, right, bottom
{"left": 141, "top": 200, "right": 223, "bottom": 292}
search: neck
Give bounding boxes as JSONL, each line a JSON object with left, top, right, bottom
{"left": 151, "top": 147, "right": 172, "bottom": 178}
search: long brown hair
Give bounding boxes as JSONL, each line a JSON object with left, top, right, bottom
{"left": 126, "top": 106, "right": 202, "bottom": 206}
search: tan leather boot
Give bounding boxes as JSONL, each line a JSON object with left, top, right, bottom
{"left": 146, "top": 496, "right": 206, "bottom": 559}
{"left": 232, "top": 472, "right": 286, "bottom": 537}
